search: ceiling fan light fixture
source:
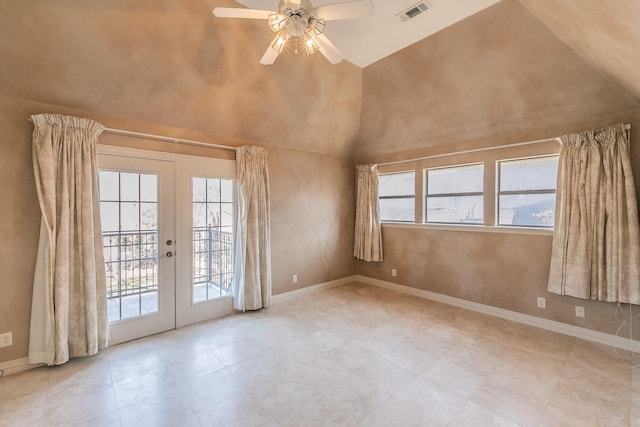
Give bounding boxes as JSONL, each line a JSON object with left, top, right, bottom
{"left": 268, "top": 13, "right": 287, "bottom": 32}
{"left": 310, "top": 17, "right": 326, "bottom": 35}
{"left": 303, "top": 34, "right": 320, "bottom": 55}
{"left": 271, "top": 32, "right": 289, "bottom": 53}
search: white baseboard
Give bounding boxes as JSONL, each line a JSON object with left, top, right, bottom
{"left": 355, "top": 275, "right": 640, "bottom": 353}
{"left": 272, "top": 275, "right": 358, "bottom": 302}
{"left": 0, "top": 357, "right": 42, "bottom": 376}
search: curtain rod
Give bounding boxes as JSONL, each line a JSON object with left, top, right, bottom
{"left": 102, "top": 127, "right": 237, "bottom": 152}
{"left": 377, "top": 124, "right": 632, "bottom": 167}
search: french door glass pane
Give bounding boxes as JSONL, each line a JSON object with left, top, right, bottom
{"left": 192, "top": 177, "right": 234, "bottom": 303}
{"left": 100, "top": 171, "right": 159, "bottom": 322}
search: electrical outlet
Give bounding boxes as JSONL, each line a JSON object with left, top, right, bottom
{"left": 293, "top": 274, "right": 298, "bottom": 284}
{"left": 0, "top": 332, "right": 12, "bottom": 348}
{"left": 575, "top": 306, "right": 585, "bottom": 318}
{"left": 391, "top": 269, "right": 397, "bottom": 277}
{"left": 537, "top": 297, "right": 546, "bottom": 309}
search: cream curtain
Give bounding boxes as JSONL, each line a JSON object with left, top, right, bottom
{"left": 548, "top": 124, "right": 640, "bottom": 304}
{"left": 29, "top": 114, "right": 108, "bottom": 366}
{"left": 354, "top": 164, "right": 383, "bottom": 262}
{"left": 232, "top": 146, "right": 272, "bottom": 311}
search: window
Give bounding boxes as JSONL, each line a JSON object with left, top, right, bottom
{"left": 425, "top": 163, "right": 484, "bottom": 224}
{"left": 100, "top": 171, "right": 160, "bottom": 321}
{"left": 192, "top": 177, "right": 234, "bottom": 302}
{"left": 498, "top": 156, "right": 558, "bottom": 227}
{"left": 378, "top": 171, "right": 415, "bottom": 222}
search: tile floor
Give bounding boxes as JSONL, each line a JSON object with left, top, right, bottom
{"left": 1, "top": 282, "right": 638, "bottom": 426}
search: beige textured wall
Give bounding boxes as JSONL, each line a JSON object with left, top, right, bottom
{"left": 0, "top": 0, "right": 362, "bottom": 158}
{"left": 357, "top": 0, "right": 639, "bottom": 161}
{"left": 0, "top": 95, "right": 356, "bottom": 363}
{"left": 518, "top": 0, "right": 640, "bottom": 99}
{"left": 358, "top": 111, "right": 640, "bottom": 338}
{"left": 356, "top": 0, "right": 640, "bottom": 338}
{"left": 269, "top": 146, "right": 355, "bottom": 294}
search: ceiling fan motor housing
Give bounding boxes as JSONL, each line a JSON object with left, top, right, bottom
{"left": 276, "top": 0, "right": 323, "bottom": 37}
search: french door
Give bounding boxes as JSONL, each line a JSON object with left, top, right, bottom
{"left": 98, "top": 147, "right": 236, "bottom": 344}
{"left": 98, "top": 155, "right": 176, "bottom": 344}
{"left": 176, "top": 160, "right": 236, "bottom": 326}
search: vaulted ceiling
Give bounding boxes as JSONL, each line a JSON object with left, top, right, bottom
{"left": 234, "top": 0, "right": 502, "bottom": 67}
{"left": 517, "top": 0, "right": 640, "bottom": 100}
{"left": 0, "top": 0, "right": 638, "bottom": 157}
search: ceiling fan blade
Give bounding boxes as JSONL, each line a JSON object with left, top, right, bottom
{"left": 260, "top": 44, "right": 281, "bottom": 65}
{"left": 313, "top": 0, "right": 374, "bottom": 21}
{"left": 311, "top": 33, "right": 343, "bottom": 64}
{"left": 212, "top": 7, "right": 274, "bottom": 20}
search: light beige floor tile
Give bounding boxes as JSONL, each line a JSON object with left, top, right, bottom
{"left": 548, "top": 380, "right": 631, "bottom": 426}
{"left": 209, "top": 338, "right": 277, "bottom": 366}
{"left": 43, "top": 382, "right": 118, "bottom": 426}
{"left": 0, "top": 368, "right": 49, "bottom": 402}
{"left": 444, "top": 339, "right": 501, "bottom": 376}
{"left": 393, "top": 376, "right": 467, "bottom": 425}
{"left": 421, "top": 359, "right": 485, "bottom": 398}
{"left": 102, "top": 337, "right": 156, "bottom": 361}
{"left": 226, "top": 351, "right": 299, "bottom": 384}
{"left": 320, "top": 341, "right": 381, "bottom": 372}
{"left": 360, "top": 335, "right": 439, "bottom": 374}
{"left": 47, "top": 355, "right": 112, "bottom": 388}
{"left": 112, "top": 366, "right": 179, "bottom": 407}
{"left": 448, "top": 400, "right": 521, "bottom": 427}
{"left": 538, "top": 402, "right": 607, "bottom": 427}
{"left": 197, "top": 395, "right": 281, "bottom": 427}
{"left": 471, "top": 381, "right": 548, "bottom": 427}
{"left": 425, "top": 321, "right": 475, "bottom": 344}
{"left": 486, "top": 361, "right": 559, "bottom": 398}
{"left": 281, "top": 355, "right": 352, "bottom": 389}
{"left": 2, "top": 282, "right": 637, "bottom": 427}
{"left": 73, "top": 409, "right": 122, "bottom": 427}
{"left": 0, "top": 392, "right": 46, "bottom": 427}
{"left": 271, "top": 372, "right": 390, "bottom": 427}
{"left": 118, "top": 388, "right": 199, "bottom": 427}
{"left": 179, "top": 367, "right": 244, "bottom": 413}
{"left": 349, "top": 350, "right": 419, "bottom": 394}
{"left": 440, "top": 307, "right": 493, "bottom": 335}
{"left": 156, "top": 345, "right": 225, "bottom": 384}
{"left": 107, "top": 348, "right": 167, "bottom": 382}
{"left": 356, "top": 396, "right": 442, "bottom": 427}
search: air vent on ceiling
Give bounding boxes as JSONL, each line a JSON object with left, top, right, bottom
{"left": 396, "top": 1, "right": 430, "bottom": 22}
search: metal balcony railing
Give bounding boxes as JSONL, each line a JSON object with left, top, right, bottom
{"left": 102, "top": 227, "right": 234, "bottom": 303}
{"left": 192, "top": 226, "right": 234, "bottom": 298}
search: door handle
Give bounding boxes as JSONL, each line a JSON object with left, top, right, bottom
{"left": 166, "top": 240, "right": 173, "bottom": 246}
{"left": 166, "top": 252, "right": 173, "bottom": 257}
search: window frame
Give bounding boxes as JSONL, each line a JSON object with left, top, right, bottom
{"left": 496, "top": 154, "right": 559, "bottom": 229}
{"left": 377, "top": 170, "right": 416, "bottom": 223}
{"left": 423, "top": 162, "right": 485, "bottom": 225}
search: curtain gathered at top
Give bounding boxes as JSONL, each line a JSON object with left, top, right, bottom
{"left": 28, "top": 114, "right": 109, "bottom": 366}
{"left": 354, "top": 164, "right": 383, "bottom": 262}
{"left": 232, "top": 146, "right": 272, "bottom": 311}
{"left": 548, "top": 123, "right": 640, "bottom": 304}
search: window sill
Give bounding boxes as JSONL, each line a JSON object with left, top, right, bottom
{"left": 381, "top": 222, "right": 554, "bottom": 236}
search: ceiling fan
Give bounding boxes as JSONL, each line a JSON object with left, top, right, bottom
{"left": 213, "top": 0, "right": 374, "bottom": 65}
